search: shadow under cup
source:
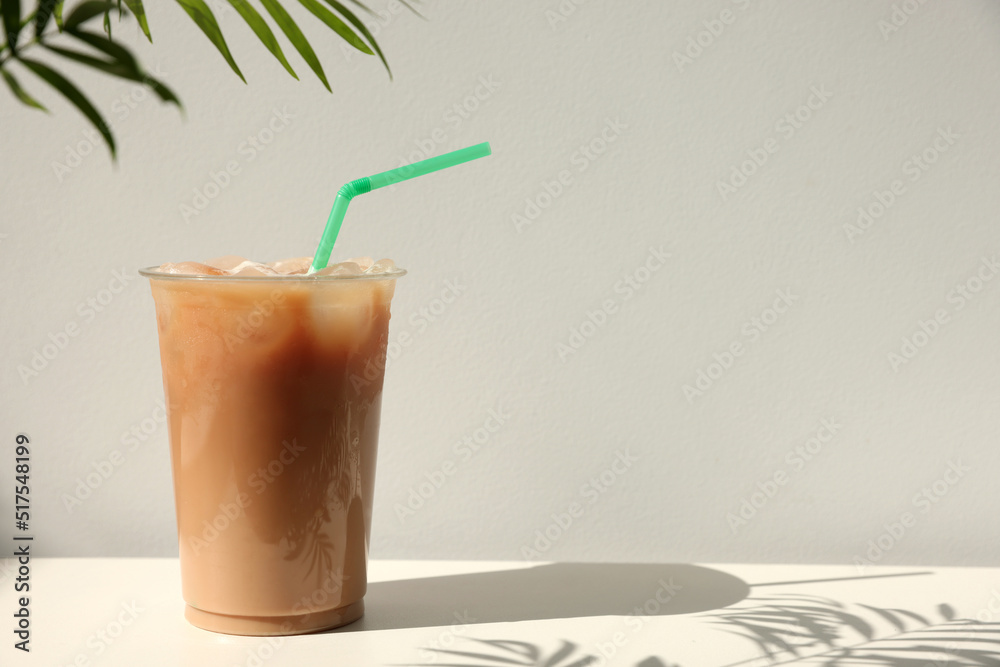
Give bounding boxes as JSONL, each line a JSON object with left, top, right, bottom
{"left": 141, "top": 267, "right": 405, "bottom": 636}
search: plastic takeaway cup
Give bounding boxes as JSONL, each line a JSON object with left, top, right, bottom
{"left": 139, "top": 266, "right": 405, "bottom": 635}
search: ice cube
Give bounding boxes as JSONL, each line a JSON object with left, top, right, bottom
{"left": 316, "top": 261, "right": 363, "bottom": 277}
{"left": 159, "top": 262, "right": 228, "bottom": 276}
{"left": 368, "top": 258, "right": 396, "bottom": 274}
{"left": 205, "top": 255, "right": 248, "bottom": 271}
{"left": 232, "top": 262, "right": 280, "bottom": 277}
{"left": 307, "top": 287, "right": 375, "bottom": 351}
{"left": 269, "top": 257, "right": 313, "bottom": 275}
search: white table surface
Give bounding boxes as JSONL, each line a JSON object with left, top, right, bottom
{"left": 3, "top": 558, "right": 1000, "bottom": 666}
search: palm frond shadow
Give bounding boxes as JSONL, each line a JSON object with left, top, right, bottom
{"left": 399, "top": 596, "right": 1000, "bottom": 667}
{"left": 713, "top": 595, "right": 1000, "bottom": 666}
{"left": 396, "top": 637, "right": 678, "bottom": 667}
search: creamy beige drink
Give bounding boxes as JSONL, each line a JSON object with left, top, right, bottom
{"left": 142, "top": 256, "right": 403, "bottom": 635}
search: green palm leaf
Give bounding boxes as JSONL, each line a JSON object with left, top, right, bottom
{"left": 259, "top": 0, "right": 329, "bottom": 91}
{"left": 18, "top": 56, "right": 115, "bottom": 157}
{"left": 343, "top": 0, "right": 375, "bottom": 17}
{"left": 65, "top": 26, "right": 135, "bottom": 62}
{"left": 225, "top": 0, "right": 297, "bottom": 79}
{"left": 174, "top": 0, "right": 244, "bottom": 82}
{"left": 44, "top": 43, "right": 179, "bottom": 107}
{"left": 2, "top": 0, "right": 419, "bottom": 160}
{"left": 44, "top": 44, "right": 132, "bottom": 74}
{"left": 35, "top": 0, "right": 59, "bottom": 38}
{"left": 121, "top": 0, "right": 149, "bottom": 40}
{"left": 63, "top": 1, "right": 116, "bottom": 31}
{"left": 63, "top": 30, "right": 179, "bottom": 106}
{"left": 1, "top": 67, "right": 46, "bottom": 109}
{"left": 2, "top": 0, "right": 22, "bottom": 52}
{"left": 397, "top": 0, "right": 423, "bottom": 20}
{"left": 298, "top": 0, "right": 372, "bottom": 56}
{"left": 316, "top": 0, "right": 390, "bottom": 77}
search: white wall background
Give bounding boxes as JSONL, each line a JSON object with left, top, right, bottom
{"left": 2, "top": 0, "right": 999, "bottom": 567}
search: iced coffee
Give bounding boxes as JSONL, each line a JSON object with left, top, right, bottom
{"left": 141, "top": 255, "right": 404, "bottom": 635}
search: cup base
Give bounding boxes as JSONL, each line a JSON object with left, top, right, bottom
{"left": 184, "top": 599, "right": 365, "bottom": 636}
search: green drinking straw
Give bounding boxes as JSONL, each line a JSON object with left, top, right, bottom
{"left": 309, "top": 142, "right": 493, "bottom": 274}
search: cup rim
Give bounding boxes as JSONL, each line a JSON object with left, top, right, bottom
{"left": 138, "top": 265, "right": 407, "bottom": 282}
